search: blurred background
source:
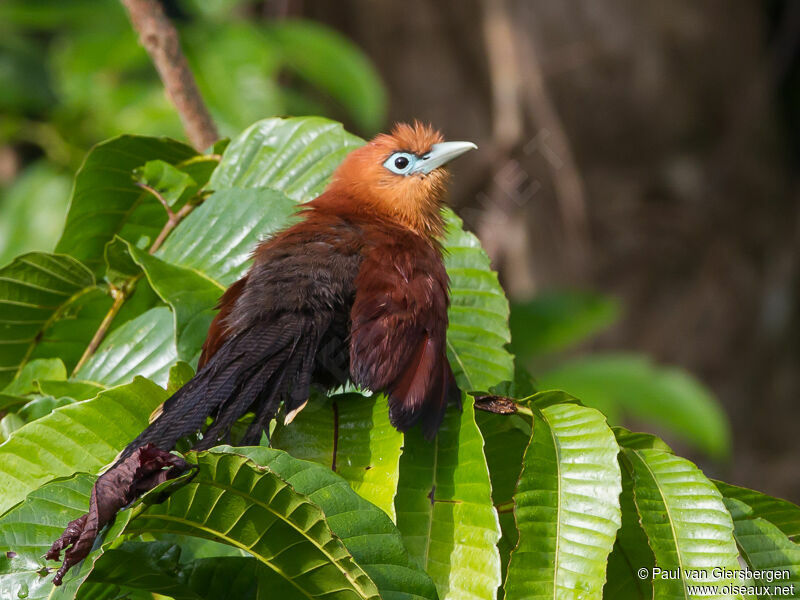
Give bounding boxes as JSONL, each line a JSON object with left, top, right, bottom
{"left": 1, "top": 0, "right": 798, "bottom": 499}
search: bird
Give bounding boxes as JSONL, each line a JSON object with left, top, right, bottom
{"left": 46, "top": 121, "right": 476, "bottom": 584}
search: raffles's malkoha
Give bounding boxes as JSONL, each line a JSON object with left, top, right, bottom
{"left": 47, "top": 122, "right": 477, "bottom": 584}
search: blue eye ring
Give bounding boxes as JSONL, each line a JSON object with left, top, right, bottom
{"left": 383, "top": 152, "right": 416, "bottom": 175}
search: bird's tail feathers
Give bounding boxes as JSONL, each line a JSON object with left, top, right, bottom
{"left": 116, "top": 312, "right": 324, "bottom": 464}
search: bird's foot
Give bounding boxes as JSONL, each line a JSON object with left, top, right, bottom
{"left": 473, "top": 394, "right": 518, "bottom": 414}
{"left": 46, "top": 444, "right": 191, "bottom": 586}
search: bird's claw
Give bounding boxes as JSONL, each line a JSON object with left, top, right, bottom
{"left": 473, "top": 394, "right": 518, "bottom": 414}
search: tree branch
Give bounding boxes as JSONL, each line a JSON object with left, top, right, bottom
{"left": 72, "top": 284, "right": 129, "bottom": 375}
{"left": 120, "top": 0, "right": 219, "bottom": 151}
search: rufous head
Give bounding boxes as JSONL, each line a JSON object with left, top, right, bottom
{"left": 328, "top": 122, "right": 476, "bottom": 238}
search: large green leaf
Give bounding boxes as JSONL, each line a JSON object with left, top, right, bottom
{"left": 85, "top": 444, "right": 437, "bottom": 600}
{"left": 621, "top": 443, "right": 741, "bottom": 599}
{"left": 209, "top": 116, "right": 363, "bottom": 200}
{"left": 36, "top": 379, "right": 105, "bottom": 402}
{"left": 714, "top": 481, "right": 800, "bottom": 542}
{"left": 0, "top": 376, "right": 167, "bottom": 515}
{"left": 443, "top": 211, "right": 514, "bottom": 391}
{"left": 133, "top": 160, "right": 199, "bottom": 209}
{"left": 538, "top": 354, "right": 731, "bottom": 460}
{"left": 156, "top": 188, "right": 298, "bottom": 287}
{"left": 475, "top": 408, "right": 531, "bottom": 600}
{"left": 0, "top": 358, "right": 66, "bottom": 413}
{"left": 75, "top": 306, "right": 178, "bottom": 387}
{"left": 213, "top": 446, "right": 438, "bottom": 600}
{"left": 124, "top": 451, "right": 381, "bottom": 600}
{"left": 0, "top": 474, "right": 132, "bottom": 599}
{"left": 54, "top": 135, "right": 198, "bottom": 276}
{"left": 2, "top": 358, "right": 67, "bottom": 396}
{"left": 124, "top": 242, "right": 222, "bottom": 364}
{"left": 84, "top": 541, "right": 204, "bottom": 600}
{"left": 719, "top": 496, "right": 800, "bottom": 598}
{"left": 271, "top": 393, "right": 404, "bottom": 521}
{"left": 0, "top": 252, "right": 97, "bottom": 387}
{"left": 505, "top": 395, "right": 622, "bottom": 600}
{"left": 85, "top": 543, "right": 266, "bottom": 600}
{"left": 394, "top": 395, "right": 501, "bottom": 600}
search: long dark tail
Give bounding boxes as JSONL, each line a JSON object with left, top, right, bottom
{"left": 117, "top": 311, "right": 328, "bottom": 462}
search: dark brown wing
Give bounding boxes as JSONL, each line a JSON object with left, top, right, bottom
{"left": 349, "top": 238, "right": 459, "bottom": 439}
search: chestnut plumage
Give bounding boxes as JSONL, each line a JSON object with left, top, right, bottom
{"left": 46, "top": 122, "right": 475, "bottom": 583}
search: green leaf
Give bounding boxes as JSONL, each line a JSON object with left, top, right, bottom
{"left": 509, "top": 290, "right": 619, "bottom": 358}
{"left": 265, "top": 21, "right": 387, "bottom": 134}
{"left": 174, "top": 557, "right": 286, "bottom": 600}
{"left": 209, "top": 116, "right": 363, "bottom": 200}
{"left": 75, "top": 306, "right": 178, "bottom": 387}
{"left": 719, "top": 496, "right": 800, "bottom": 598}
{"left": 213, "top": 446, "right": 438, "bottom": 600}
{"left": 103, "top": 235, "right": 142, "bottom": 288}
{"left": 55, "top": 135, "right": 198, "bottom": 275}
{"left": 443, "top": 210, "right": 514, "bottom": 391}
{"left": 156, "top": 188, "right": 298, "bottom": 287}
{"left": 505, "top": 394, "right": 622, "bottom": 600}
{"left": 271, "top": 393, "right": 404, "bottom": 521}
{"left": 17, "top": 395, "right": 75, "bottom": 423}
{"left": 124, "top": 451, "right": 381, "bottom": 600}
{"left": 475, "top": 406, "right": 532, "bottom": 600}
{"left": 621, "top": 445, "right": 741, "bottom": 598}
{"left": 0, "top": 474, "right": 132, "bottom": 598}
{"left": 133, "top": 159, "right": 198, "bottom": 208}
{"left": 36, "top": 379, "right": 105, "bottom": 402}
{"left": 0, "top": 252, "right": 97, "bottom": 387}
{"left": 538, "top": 354, "right": 731, "bottom": 460}
{"left": 395, "top": 395, "right": 501, "bottom": 600}
{"left": 86, "top": 542, "right": 296, "bottom": 600}
{"left": 86, "top": 542, "right": 203, "bottom": 600}
{"left": 2, "top": 358, "right": 67, "bottom": 396}
{"left": 714, "top": 481, "right": 800, "bottom": 542}
{"left": 124, "top": 241, "right": 222, "bottom": 364}
{"left": 612, "top": 426, "right": 674, "bottom": 454}
{"left": 0, "top": 413, "right": 25, "bottom": 443}
{"left": 0, "top": 376, "right": 167, "bottom": 515}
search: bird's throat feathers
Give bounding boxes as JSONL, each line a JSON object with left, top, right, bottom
{"left": 323, "top": 122, "right": 451, "bottom": 240}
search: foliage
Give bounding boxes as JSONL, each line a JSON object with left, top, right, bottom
{"left": 0, "top": 0, "right": 387, "bottom": 263}
{"left": 0, "top": 116, "right": 798, "bottom": 600}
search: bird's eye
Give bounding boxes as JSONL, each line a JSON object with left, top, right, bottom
{"left": 383, "top": 152, "right": 416, "bottom": 175}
